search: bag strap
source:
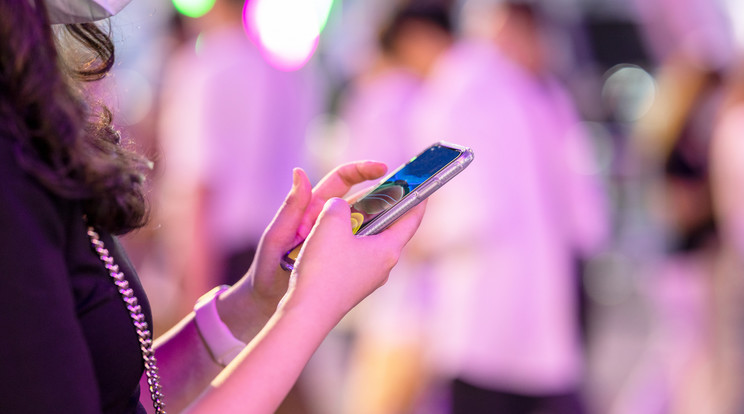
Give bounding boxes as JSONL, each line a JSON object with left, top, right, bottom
{"left": 86, "top": 226, "right": 167, "bottom": 414}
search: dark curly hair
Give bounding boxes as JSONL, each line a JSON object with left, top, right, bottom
{"left": 0, "top": 0, "right": 150, "bottom": 234}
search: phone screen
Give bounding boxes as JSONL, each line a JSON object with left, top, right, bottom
{"left": 350, "top": 143, "right": 463, "bottom": 234}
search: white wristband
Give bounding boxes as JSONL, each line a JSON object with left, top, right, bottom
{"left": 194, "top": 285, "right": 246, "bottom": 366}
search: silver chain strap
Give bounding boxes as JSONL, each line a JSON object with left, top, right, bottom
{"left": 86, "top": 226, "right": 167, "bottom": 414}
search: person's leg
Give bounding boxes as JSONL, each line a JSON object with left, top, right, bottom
{"left": 535, "top": 391, "right": 588, "bottom": 414}
{"left": 450, "top": 378, "right": 530, "bottom": 414}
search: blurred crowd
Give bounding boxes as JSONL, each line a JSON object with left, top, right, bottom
{"left": 105, "top": 0, "right": 744, "bottom": 413}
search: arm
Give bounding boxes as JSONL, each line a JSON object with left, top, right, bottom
{"left": 185, "top": 194, "right": 426, "bottom": 413}
{"left": 150, "top": 162, "right": 425, "bottom": 413}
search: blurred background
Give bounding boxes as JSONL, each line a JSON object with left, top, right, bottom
{"left": 105, "top": 0, "right": 744, "bottom": 413}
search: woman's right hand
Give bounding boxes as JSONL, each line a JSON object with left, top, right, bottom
{"left": 280, "top": 196, "right": 426, "bottom": 324}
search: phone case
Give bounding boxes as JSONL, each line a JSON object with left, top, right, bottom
{"left": 280, "top": 141, "right": 474, "bottom": 271}
{"left": 355, "top": 141, "right": 474, "bottom": 236}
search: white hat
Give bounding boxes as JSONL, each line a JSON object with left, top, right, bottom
{"left": 39, "top": 0, "right": 133, "bottom": 24}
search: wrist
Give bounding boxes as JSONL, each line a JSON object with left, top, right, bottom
{"left": 276, "top": 285, "right": 346, "bottom": 331}
{"left": 194, "top": 285, "right": 247, "bottom": 366}
{"left": 214, "top": 279, "right": 281, "bottom": 345}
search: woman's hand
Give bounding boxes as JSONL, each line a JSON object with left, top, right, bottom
{"left": 282, "top": 196, "right": 426, "bottom": 323}
{"left": 174, "top": 162, "right": 425, "bottom": 414}
{"left": 218, "top": 162, "right": 389, "bottom": 338}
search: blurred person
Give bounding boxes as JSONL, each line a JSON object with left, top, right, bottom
{"left": 712, "top": 60, "right": 744, "bottom": 260}
{"left": 153, "top": 2, "right": 323, "bottom": 411}
{"left": 405, "top": 1, "right": 610, "bottom": 413}
{"left": 630, "top": 0, "right": 734, "bottom": 71}
{"left": 709, "top": 65, "right": 744, "bottom": 414}
{"left": 611, "top": 55, "right": 744, "bottom": 414}
{"left": 151, "top": 0, "right": 321, "bottom": 330}
{"left": 332, "top": 1, "right": 455, "bottom": 168}
{"left": 326, "top": 3, "right": 457, "bottom": 414}
{"left": 0, "top": 1, "right": 428, "bottom": 413}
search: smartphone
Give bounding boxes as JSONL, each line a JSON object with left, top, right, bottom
{"left": 280, "top": 141, "right": 474, "bottom": 271}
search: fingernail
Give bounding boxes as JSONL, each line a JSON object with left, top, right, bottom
{"left": 326, "top": 197, "right": 348, "bottom": 211}
{"left": 291, "top": 168, "right": 301, "bottom": 190}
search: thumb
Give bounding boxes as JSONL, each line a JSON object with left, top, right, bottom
{"left": 293, "top": 197, "right": 353, "bottom": 272}
{"left": 312, "top": 198, "right": 353, "bottom": 235}
{"left": 263, "top": 168, "right": 312, "bottom": 250}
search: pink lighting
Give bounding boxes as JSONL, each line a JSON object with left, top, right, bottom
{"left": 243, "top": 0, "right": 326, "bottom": 71}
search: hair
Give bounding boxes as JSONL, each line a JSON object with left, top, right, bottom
{"left": 378, "top": 1, "right": 453, "bottom": 56}
{"left": 0, "top": 0, "right": 150, "bottom": 234}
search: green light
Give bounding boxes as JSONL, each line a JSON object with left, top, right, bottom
{"left": 316, "top": 0, "right": 335, "bottom": 33}
{"left": 172, "top": 0, "right": 216, "bottom": 18}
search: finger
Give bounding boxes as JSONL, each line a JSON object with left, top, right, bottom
{"left": 294, "top": 198, "right": 352, "bottom": 266}
{"left": 372, "top": 200, "right": 428, "bottom": 251}
{"left": 298, "top": 161, "right": 387, "bottom": 238}
{"left": 262, "top": 168, "right": 313, "bottom": 251}
{"left": 311, "top": 197, "right": 353, "bottom": 236}
{"left": 313, "top": 161, "right": 387, "bottom": 201}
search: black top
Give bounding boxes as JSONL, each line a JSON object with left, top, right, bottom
{"left": 0, "top": 133, "right": 153, "bottom": 414}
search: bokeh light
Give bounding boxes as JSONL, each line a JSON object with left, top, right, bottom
{"left": 172, "top": 0, "right": 216, "bottom": 19}
{"left": 601, "top": 64, "right": 656, "bottom": 123}
{"left": 314, "top": 0, "right": 334, "bottom": 32}
{"left": 243, "top": 0, "right": 336, "bottom": 71}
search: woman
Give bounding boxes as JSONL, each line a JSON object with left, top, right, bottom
{"left": 0, "top": 1, "right": 426, "bottom": 413}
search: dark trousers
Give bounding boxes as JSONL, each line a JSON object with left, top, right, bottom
{"left": 451, "top": 378, "right": 588, "bottom": 414}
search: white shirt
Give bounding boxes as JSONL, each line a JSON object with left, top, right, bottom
{"left": 158, "top": 26, "right": 320, "bottom": 252}
{"left": 409, "top": 40, "right": 609, "bottom": 393}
